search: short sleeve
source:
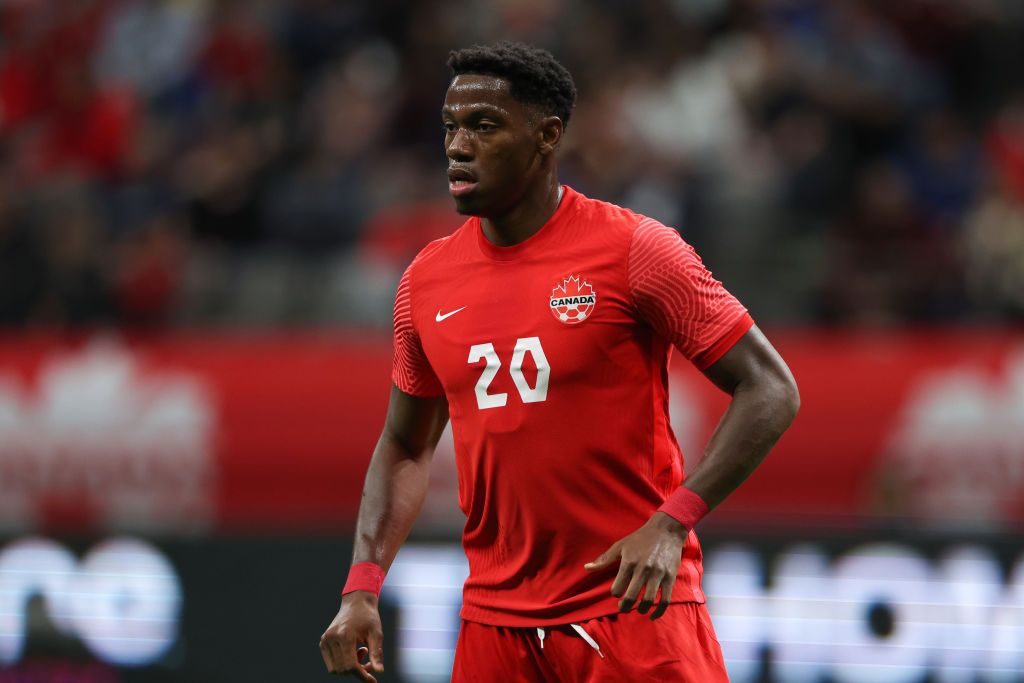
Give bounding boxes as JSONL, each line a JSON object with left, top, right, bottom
{"left": 628, "top": 217, "right": 753, "bottom": 369}
{"left": 391, "top": 264, "right": 444, "bottom": 396}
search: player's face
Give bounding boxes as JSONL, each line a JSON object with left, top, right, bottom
{"left": 442, "top": 75, "right": 544, "bottom": 216}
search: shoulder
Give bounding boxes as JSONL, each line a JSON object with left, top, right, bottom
{"left": 630, "top": 214, "right": 689, "bottom": 254}
{"left": 403, "top": 217, "right": 476, "bottom": 277}
{"left": 570, "top": 188, "right": 646, "bottom": 236}
{"left": 568, "top": 188, "right": 678, "bottom": 250}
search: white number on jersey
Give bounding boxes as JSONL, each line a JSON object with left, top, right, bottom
{"left": 467, "top": 343, "right": 507, "bottom": 409}
{"left": 468, "top": 336, "right": 549, "bottom": 410}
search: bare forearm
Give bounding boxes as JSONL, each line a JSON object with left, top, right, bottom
{"left": 323, "top": 389, "right": 445, "bottom": 678}
{"left": 685, "top": 372, "right": 799, "bottom": 509}
{"left": 350, "top": 387, "right": 448, "bottom": 571}
{"left": 351, "top": 433, "right": 433, "bottom": 571}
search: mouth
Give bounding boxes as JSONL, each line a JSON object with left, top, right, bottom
{"left": 448, "top": 168, "right": 478, "bottom": 198}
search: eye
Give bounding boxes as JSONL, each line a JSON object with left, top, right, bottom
{"left": 476, "top": 122, "right": 497, "bottom": 132}
{"left": 443, "top": 121, "right": 457, "bottom": 133}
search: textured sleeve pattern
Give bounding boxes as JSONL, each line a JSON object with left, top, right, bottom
{"left": 628, "top": 217, "right": 753, "bottom": 369}
{"left": 392, "top": 264, "right": 444, "bottom": 396}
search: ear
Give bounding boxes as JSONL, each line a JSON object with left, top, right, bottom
{"left": 537, "top": 115, "right": 564, "bottom": 157}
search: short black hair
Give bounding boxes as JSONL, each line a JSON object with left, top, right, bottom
{"left": 447, "top": 42, "right": 577, "bottom": 128}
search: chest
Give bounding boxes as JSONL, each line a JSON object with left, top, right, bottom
{"left": 414, "top": 250, "right": 643, "bottom": 411}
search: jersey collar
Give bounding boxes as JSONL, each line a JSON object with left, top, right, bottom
{"left": 475, "top": 185, "right": 578, "bottom": 262}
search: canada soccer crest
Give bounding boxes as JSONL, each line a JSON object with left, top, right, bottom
{"left": 550, "top": 275, "right": 597, "bottom": 324}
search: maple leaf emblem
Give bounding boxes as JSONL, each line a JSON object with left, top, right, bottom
{"left": 552, "top": 276, "right": 593, "bottom": 298}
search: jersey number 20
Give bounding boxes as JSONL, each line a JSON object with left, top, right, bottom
{"left": 467, "top": 337, "right": 549, "bottom": 409}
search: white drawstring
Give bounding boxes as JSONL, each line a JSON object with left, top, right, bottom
{"left": 535, "top": 623, "right": 603, "bottom": 658}
{"left": 570, "top": 623, "right": 604, "bottom": 658}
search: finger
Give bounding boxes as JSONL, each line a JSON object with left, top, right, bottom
{"left": 352, "top": 645, "right": 378, "bottom": 683}
{"left": 618, "top": 565, "right": 650, "bottom": 612}
{"left": 366, "top": 627, "right": 385, "bottom": 672}
{"left": 650, "top": 573, "right": 677, "bottom": 620}
{"left": 322, "top": 636, "right": 348, "bottom": 675}
{"left": 609, "top": 559, "right": 634, "bottom": 598}
{"left": 350, "top": 658, "right": 377, "bottom": 683}
{"left": 354, "top": 665, "right": 377, "bottom": 683}
{"left": 584, "top": 543, "right": 619, "bottom": 571}
{"left": 636, "top": 572, "right": 663, "bottom": 615}
{"left": 323, "top": 636, "right": 366, "bottom": 681}
{"left": 331, "top": 638, "right": 364, "bottom": 678}
{"left": 319, "top": 638, "right": 335, "bottom": 673}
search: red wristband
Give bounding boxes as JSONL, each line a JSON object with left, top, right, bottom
{"left": 658, "top": 487, "right": 709, "bottom": 531}
{"left": 342, "top": 562, "right": 386, "bottom": 597}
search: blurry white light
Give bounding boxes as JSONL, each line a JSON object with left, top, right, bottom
{"left": 0, "top": 538, "right": 77, "bottom": 664}
{"left": 937, "top": 546, "right": 1003, "bottom": 682}
{"left": 771, "top": 545, "right": 830, "bottom": 683}
{"left": 69, "top": 538, "right": 182, "bottom": 666}
{"left": 383, "top": 545, "right": 469, "bottom": 683}
{"left": 0, "top": 537, "right": 181, "bottom": 668}
{"left": 985, "top": 556, "right": 1024, "bottom": 681}
{"left": 692, "top": 545, "right": 765, "bottom": 683}
{"left": 831, "top": 545, "right": 931, "bottom": 683}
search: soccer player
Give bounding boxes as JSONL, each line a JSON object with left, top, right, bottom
{"left": 319, "top": 42, "right": 799, "bottom": 682}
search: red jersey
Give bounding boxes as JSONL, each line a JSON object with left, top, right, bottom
{"left": 392, "top": 186, "right": 752, "bottom": 626}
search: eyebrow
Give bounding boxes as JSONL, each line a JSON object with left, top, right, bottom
{"left": 441, "top": 103, "right": 510, "bottom": 119}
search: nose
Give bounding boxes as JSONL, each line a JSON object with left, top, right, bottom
{"left": 446, "top": 128, "right": 474, "bottom": 161}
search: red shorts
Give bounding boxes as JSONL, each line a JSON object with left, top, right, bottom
{"left": 451, "top": 603, "right": 729, "bottom": 682}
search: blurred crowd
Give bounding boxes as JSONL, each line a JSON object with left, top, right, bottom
{"left": 1, "top": 0, "right": 1024, "bottom": 329}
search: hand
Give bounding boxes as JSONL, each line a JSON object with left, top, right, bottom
{"left": 319, "top": 592, "right": 384, "bottom": 681}
{"left": 584, "top": 512, "right": 687, "bottom": 620}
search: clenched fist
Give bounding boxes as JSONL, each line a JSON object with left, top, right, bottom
{"left": 319, "top": 592, "right": 385, "bottom": 681}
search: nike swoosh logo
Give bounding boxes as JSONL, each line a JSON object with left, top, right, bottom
{"left": 435, "top": 306, "right": 467, "bottom": 322}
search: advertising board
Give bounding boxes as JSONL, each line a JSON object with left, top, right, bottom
{"left": 2, "top": 533, "right": 1022, "bottom": 682}
{"left": 1, "top": 331, "right": 1022, "bottom": 532}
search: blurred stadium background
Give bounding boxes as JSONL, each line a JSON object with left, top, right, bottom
{"left": 1, "top": 0, "right": 1024, "bottom": 681}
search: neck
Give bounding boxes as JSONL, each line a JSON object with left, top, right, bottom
{"left": 481, "top": 173, "right": 562, "bottom": 247}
